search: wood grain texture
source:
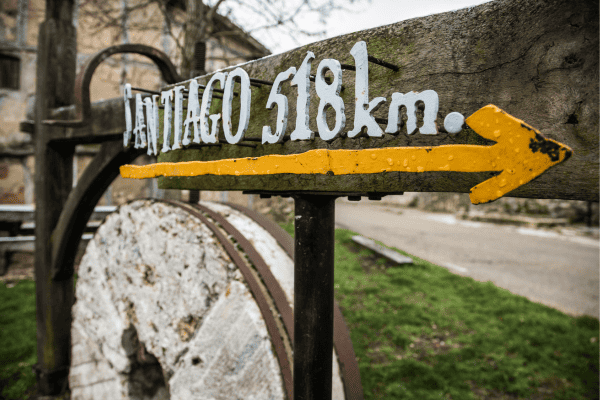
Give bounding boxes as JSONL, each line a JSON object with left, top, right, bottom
{"left": 156, "top": 0, "right": 598, "bottom": 201}
{"left": 33, "top": 1, "right": 78, "bottom": 394}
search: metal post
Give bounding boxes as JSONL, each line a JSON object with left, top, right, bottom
{"left": 34, "top": 0, "right": 77, "bottom": 395}
{"left": 294, "top": 195, "right": 336, "bottom": 400}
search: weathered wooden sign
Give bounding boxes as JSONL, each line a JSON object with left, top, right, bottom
{"left": 120, "top": 39, "right": 573, "bottom": 204}
{"left": 122, "top": 42, "right": 445, "bottom": 150}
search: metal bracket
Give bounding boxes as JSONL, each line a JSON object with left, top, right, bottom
{"left": 43, "top": 44, "right": 182, "bottom": 127}
{"left": 243, "top": 190, "right": 404, "bottom": 200}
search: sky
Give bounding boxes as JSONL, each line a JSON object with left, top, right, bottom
{"left": 251, "top": 0, "right": 494, "bottom": 54}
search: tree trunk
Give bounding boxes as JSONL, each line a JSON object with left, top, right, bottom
{"left": 180, "top": 0, "right": 207, "bottom": 79}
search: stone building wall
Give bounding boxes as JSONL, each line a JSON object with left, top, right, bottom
{"left": 0, "top": 0, "right": 269, "bottom": 205}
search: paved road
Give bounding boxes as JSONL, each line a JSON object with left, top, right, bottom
{"left": 335, "top": 201, "right": 599, "bottom": 318}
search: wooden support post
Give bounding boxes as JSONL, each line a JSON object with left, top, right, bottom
{"left": 34, "top": 0, "right": 77, "bottom": 395}
{"left": 294, "top": 195, "right": 336, "bottom": 400}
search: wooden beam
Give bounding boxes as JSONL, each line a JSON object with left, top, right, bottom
{"left": 23, "top": 98, "right": 127, "bottom": 143}
{"left": 33, "top": 0, "right": 77, "bottom": 395}
{"left": 52, "top": 142, "right": 144, "bottom": 280}
{"left": 155, "top": 0, "right": 598, "bottom": 202}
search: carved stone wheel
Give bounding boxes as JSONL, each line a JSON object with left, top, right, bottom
{"left": 70, "top": 199, "right": 357, "bottom": 400}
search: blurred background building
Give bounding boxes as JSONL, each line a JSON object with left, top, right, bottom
{"left": 0, "top": 0, "right": 270, "bottom": 207}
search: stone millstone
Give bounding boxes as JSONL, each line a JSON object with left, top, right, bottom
{"left": 70, "top": 199, "right": 347, "bottom": 400}
{"left": 70, "top": 200, "right": 284, "bottom": 399}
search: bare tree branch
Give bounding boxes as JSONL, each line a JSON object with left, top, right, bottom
{"left": 79, "top": 0, "right": 371, "bottom": 77}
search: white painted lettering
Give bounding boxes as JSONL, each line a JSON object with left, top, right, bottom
{"left": 200, "top": 72, "right": 227, "bottom": 144}
{"left": 315, "top": 59, "right": 345, "bottom": 141}
{"left": 182, "top": 80, "right": 202, "bottom": 146}
{"left": 171, "top": 86, "right": 185, "bottom": 150}
{"left": 291, "top": 52, "right": 315, "bottom": 141}
{"left": 223, "top": 68, "right": 251, "bottom": 144}
{"left": 133, "top": 93, "right": 147, "bottom": 149}
{"left": 123, "top": 84, "right": 133, "bottom": 148}
{"left": 262, "top": 67, "right": 296, "bottom": 144}
{"left": 160, "top": 90, "right": 173, "bottom": 153}
{"left": 385, "top": 90, "right": 439, "bottom": 135}
{"left": 144, "top": 94, "right": 160, "bottom": 155}
{"left": 348, "top": 41, "right": 386, "bottom": 138}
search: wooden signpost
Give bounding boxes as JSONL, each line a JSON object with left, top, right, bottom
{"left": 116, "top": 2, "right": 595, "bottom": 394}
{"left": 121, "top": 102, "right": 572, "bottom": 204}
{"left": 31, "top": 0, "right": 597, "bottom": 398}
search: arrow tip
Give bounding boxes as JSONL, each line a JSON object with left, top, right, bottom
{"left": 467, "top": 105, "right": 572, "bottom": 204}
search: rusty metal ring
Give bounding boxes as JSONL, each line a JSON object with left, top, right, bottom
{"left": 224, "top": 202, "right": 364, "bottom": 400}
{"left": 193, "top": 202, "right": 295, "bottom": 342}
{"left": 44, "top": 44, "right": 181, "bottom": 127}
{"left": 159, "top": 200, "right": 294, "bottom": 400}
{"left": 224, "top": 202, "right": 294, "bottom": 258}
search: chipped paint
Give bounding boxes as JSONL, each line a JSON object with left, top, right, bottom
{"left": 121, "top": 105, "right": 572, "bottom": 204}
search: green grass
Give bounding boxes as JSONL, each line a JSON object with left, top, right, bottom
{"left": 331, "top": 228, "right": 599, "bottom": 399}
{"left": 2, "top": 226, "right": 598, "bottom": 399}
{"left": 0, "top": 281, "right": 37, "bottom": 400}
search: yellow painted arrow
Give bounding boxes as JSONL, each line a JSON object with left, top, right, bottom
{"left": 121, "top": 105, "right": 572, "bottom": 204}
